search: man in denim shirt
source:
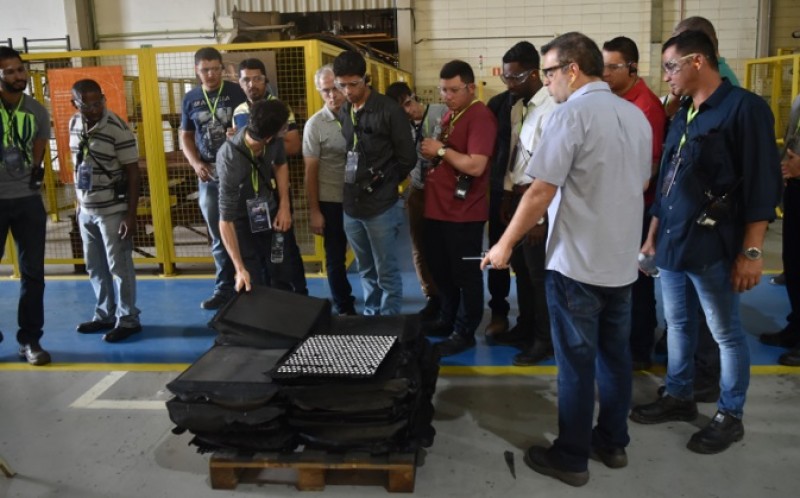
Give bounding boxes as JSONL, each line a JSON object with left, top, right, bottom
{"left": 333, "top": 51, "right": 416, "bottom": 316}
{"left": 630, "top": 31, "right": 782, "bottom": 455}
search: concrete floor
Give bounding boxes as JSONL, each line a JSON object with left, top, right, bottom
{"left": 0, "top": 371, "right": 798, "bottom": 497}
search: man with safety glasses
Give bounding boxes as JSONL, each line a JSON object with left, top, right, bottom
{"left": 602, "top": 36, "right": 667, "bottom": 371}
{"left": 68, "top": 79, "right": 142, "bottom": 343}
{"left": 490, "top": 41, "right": 556, "bottom": 366}
{"left": 180, "top": 47, "right": 247, "bottom": 310}
{"left": 0, "top": 46, "right": 50, "bottom": 365}
{"left": 332, "top": 50, "right": 415, "bottom": 316}
{"left": 630, "top": 30, "right": 782, "bottom": 455}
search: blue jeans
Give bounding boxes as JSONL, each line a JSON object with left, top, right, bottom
{"left": 546, "top": 271, "right": 633, "bottom": 472}
{"left": 320, "top": 201, "right": 355, "bottom": 313}
{"left": 659, "top": 261, "right": 749, "bottom": 418}
{"left": 0, "top": 195, "right": 46, "bottom": 345}
{"left": 78, "top": 210, "right": 140, "bottom": 328}
{"left": 198, "top": 179, "right": 234, "bottom": 298}
{"left": 343, "top": 202, "right": 403, "bottom": 315}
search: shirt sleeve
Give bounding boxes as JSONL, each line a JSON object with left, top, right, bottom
{"left": 180, "top": 93, "right": 195, "bottom": 132}
{"left": 738, "top": 94, "right": 782, "bottom": 223}
{"left": 389, "top": 102, "right": 416, "bottom": 178}
{"left": 302, "top": 114, "right": 321, "bottom": 158}
{"left": 526, "top": 107, "right": 579, "bottom": 187}
{"left": 217, "top": 142, "right": 247, "bottom": 222}
{"left": 32, "top": 101, "right": 50, "bottom": 141}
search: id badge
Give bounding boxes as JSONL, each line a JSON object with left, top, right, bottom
{"left": 344, "top": 151, "right": 359, "bottom": 184}
{"left": 2, "top": 145, "right": 24, "bottom": 174}
{"left": 205, "top": 120, "right": 227, "bottom": 153}
{"left": 246, "top": 196, "right": 272, "bottom": 233}
{"left": 76, "top": 162, "right": 93, "bottom": 191}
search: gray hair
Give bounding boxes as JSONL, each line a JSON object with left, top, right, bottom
{"left": 314, "top": 64, "right": 335, "bottom": 89}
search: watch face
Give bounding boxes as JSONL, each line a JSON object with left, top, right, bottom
{"left": 745, "top": 248, "right": 762, "bottom": 260}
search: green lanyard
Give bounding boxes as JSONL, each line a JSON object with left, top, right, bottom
{"left": 678, "top": 105, "right": 700, "bottom": 153}
{"left": 201, "top": 81, "right": 224, "bottom": 123}
{"left": 349, "top": 104, "right": 360, "bottom": 150}
{"left": 0, "top": 96, "right": 24, "bottom": 147}
{"left": 245, "top": 140, "right": 265, "bottom": 194}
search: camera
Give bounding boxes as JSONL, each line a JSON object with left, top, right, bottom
{"left": 454, "top": 174, "right": 473, "bottom": 200}
{"left": 361, "top": 167, "right": 385, "bottom": 194}
{"left": 695, "top": 192, "right": 733, "bottom": 228}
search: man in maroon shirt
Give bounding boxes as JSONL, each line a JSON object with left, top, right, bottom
{"left": 602, "top": 36, "right": 667, "bottom": 370}
{"left": 420, "top": 60, "right": 498, "bottom": 357}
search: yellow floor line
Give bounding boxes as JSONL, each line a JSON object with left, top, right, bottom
{"left": 1, "top": 363, "right": 798, "bottom": 374}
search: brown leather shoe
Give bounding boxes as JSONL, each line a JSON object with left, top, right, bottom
{"left": 484, "top": 315, "right": 509, "bottom": 337}
{"left": 18, "top": 342, "right": 51, "bottom": 366}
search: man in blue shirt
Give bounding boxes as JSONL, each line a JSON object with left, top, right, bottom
{"left": 630, "top": 31, "right": 782, "bottom": 455}
{"left": 180, "top": 47, "right": 247, "bottom": 310}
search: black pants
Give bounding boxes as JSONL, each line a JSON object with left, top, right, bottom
{"left": 319, "top": 201, "right": 355, "bottom": 313}
{"left": 630, "top": 212, "right": 658, "bottom": 362}
{"left": 234, "top": 219, "right": 308, "bottom": 295}
{"left": 0, "top": 195, "right": 46, "bottom": 345}
{"left": 423, "top": 219, "right": 485, "bottom": 337}
{"left": 783, "top": 180, "right": 800, "bottom": 333}
{"left": 487, "top": 189, "right": 510, "bottom": 317}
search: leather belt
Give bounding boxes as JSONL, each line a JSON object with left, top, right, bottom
{"left": 511, "top": 183, "right": 530, "bottom": 195}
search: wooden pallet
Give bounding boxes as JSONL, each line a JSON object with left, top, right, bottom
{"left": 209, "top": 449, "right": 417, "bottom": 492}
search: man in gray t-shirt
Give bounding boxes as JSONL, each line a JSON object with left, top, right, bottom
{"left": 0, "top": 46, "right": 51, "bottom": 365}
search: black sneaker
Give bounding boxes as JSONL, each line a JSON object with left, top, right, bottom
{"left": 512, "top": 343, "right": 554, "bottom": 366}
{"left": 76, "top": 320, "right": 115, "bottom": 333}
{"left": 630, "top": 394, "right": 698, "bottom": 424}
{"left": 18, "top": 342, "right": 51, "bottom": 366}
{"left": 590, "top": 446, "right": 628, "bottom": 469}
{"left": 687, "top": 411, "right": 744, "bottom": 454}
{"left": 434, "top": 333, "right": 476, "bottom": 357}
{"left": 759, "top": 327, "right": 800, "bottom": 349}
{"left": 418, "top": 296, "right": 441, "bottom": 320}
{"left": 523, "top": 446, "right": 589, "bottom": 487}
{"left": 201, "top": 294, "right": 231, "bottom": 310}
{"left": 103, "top": 325, "right": 142, "bottom": 343}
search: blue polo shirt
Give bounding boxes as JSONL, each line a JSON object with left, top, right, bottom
{"left": 651, "top": 79, "right": 782, "bottom": 271}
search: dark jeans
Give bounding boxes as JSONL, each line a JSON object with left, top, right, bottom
{"left": 783, "top": 180, "right": 800, "bottom": 332}
{"left": 319, "top": 201, "right": 355, "bottom": 313}
{"left": 424, "top": 219, "right": 485, "bottom": 337}
{"left": 546, "top": 270, "right": 632, "bottom": 472}
{"left": 234, "top": 219, "right": 307, "bottom": 295}
{"left": 0, "top": 195, "right": 46, "bottom": 345}
{"left": 630, "top": 212, "right": 658, "bottom": 362}
{"left": 488, "top": 189, "right": 510, "bottom": 317}
{"left": 509, "top": 192, "right": 550, "bottom": 344}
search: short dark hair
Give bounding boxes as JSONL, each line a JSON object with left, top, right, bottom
{"left": 674, "top": 16, "right": 719, "bottom": 52}
{"left": 248, "top": 99, "right": 289, "bottom": 140}
{"left": 238, "top": 58, "right": 267, "bottom": 77}
{"left": 0, "top": 46, "right": 22, "bottom": 64}
{"left": 439, "top": 60, "right": 474, "bottom": 84}
{"left": 332, "top": 50, "right": 366, "bottom": 78}
{"left": 602, "top": 36, "right": 640, "bottom": 63}
{"left": 194, "top": 47, "right": 222, "bottom": 65}
{"left": 541, "top": 32, "right": 604, "bottom": 78}
{"left": 71, "top": 79, "right": 103, "bottom": 97}
{"left": 502, "top": 41, "right": 540, "bottom": 70}
{"left": 385, "top": 81, "right": 413, "bottom": 103}
{"left": 662, "top": 30, "right": 719, "bottom": 70}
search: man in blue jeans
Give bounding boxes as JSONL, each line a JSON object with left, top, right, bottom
{"left": 630, "top": 31, "right": 782, "bottom": 454}
{"left": 484, "top": 32, "right": 651, "bottom": 486}
{"left": 333, "top": 51, "right": 415, "bottom": 315}
{"left": 0, "top": 47, "right": 51, "bottom": 365}
{"left": 180, "top": 47, "right": 246, "bottom": 310}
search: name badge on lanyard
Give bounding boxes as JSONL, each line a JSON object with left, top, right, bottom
{"left": 76, "top": 161, "right": 93, "bottom": 191}
{"left": 246, "top": 196, "right": 272, "bottom": 233}
{"left": 344, "top": 150, "right": 359, "bottom": 184}
{"left": 2, "top": 145, "right": 24, "bottom": 174}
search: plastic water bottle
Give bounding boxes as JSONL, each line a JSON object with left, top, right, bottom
{"left": 271, "top": 232, "right": 285, "bottom": 264}
{"left": 637, "top": 253, "right": 659, "bottom": 277}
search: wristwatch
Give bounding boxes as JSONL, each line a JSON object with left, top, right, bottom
{"left": 437, "top": 147, "right": 447, "bottom": 157}
{"left": 742, "top": 247, "right": 763, "bottom": 261}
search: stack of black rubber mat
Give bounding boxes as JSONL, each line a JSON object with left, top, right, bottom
{"left": 166, "top": 286, "right": 440, "bottom": 455}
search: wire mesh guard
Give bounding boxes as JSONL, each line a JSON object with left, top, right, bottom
{"left": 274, "top": 334, "right": 397, "bottom": 379}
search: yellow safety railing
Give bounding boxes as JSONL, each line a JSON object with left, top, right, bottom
{"left": 744, "top": 51, "right": 800, "bottom": 143}
{"left": 1, "top": 41, "right": 411, "bottom": 278}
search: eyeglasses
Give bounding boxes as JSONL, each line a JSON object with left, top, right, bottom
{"left": 500, "top": 69, "right": 535, "bottom": 85}
{"left": 74, "top": 96, "right": 106, "bottom": 112}
{"left": 318, "top": 86, "right": 340, "bottom": 96}
{"left": 334, "top": 77, "right": 365, "bottom": 90}
{"left": 239, "top": 74, "right": 266, "bottom": 85}
{"left": 603, "top": 62, "right": 631, "bottom": 72}
{"left": 198, "top": 66, "right": 223, "bottom": 75}
{"left": 438, "top": 85, "right": 468, "bottom": 96}
{"left": 662, "top": 53, "right": 698, "bottom": 75}
{"left": 540, "top": 63, "right": 570, "bottom": 81}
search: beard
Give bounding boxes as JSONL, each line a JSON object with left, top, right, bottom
{"left": 0, "top": 78, "right": 26, "bottom": 93}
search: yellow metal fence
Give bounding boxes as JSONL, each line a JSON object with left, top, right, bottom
{"left": 1, "top": 40, "right": 411, "bottom": 277}
{"left": 744, "top": 51, "right": 800, "bottom": 144}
